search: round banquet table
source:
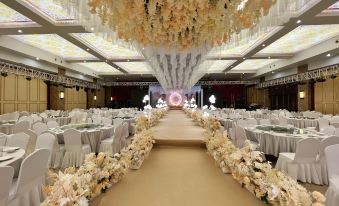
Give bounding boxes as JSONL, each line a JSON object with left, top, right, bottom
{"left": 0, "top": 147, "right": 25, "bottom": 177}
{"left": 287, "top": 118, "right": 318, "bottom": 129}
{"left": 44, "top": 117, "right": 71, "bottom": 126}
{"left": 50, "top": 126, "right": 115, "bottom": 153}
{"left": 245, "top": 127, "right": 327, "bottom": 157}
{"left": 0, "top": 123, "right": 14, "bottom": 135}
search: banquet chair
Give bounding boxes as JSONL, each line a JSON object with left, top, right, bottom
{"left": 246, "top": 119, "right": 257, "bottom": 127}
{"left": 318, "top": 118, "right": 330, "bottom": 131}
{"left": 122, "top": 122, "right": 129, "bottom": 139}
{"left": 113, "top": 118, "right": 124, "bottom": 126}
{"left": 321, "top": 125, "right": 336, "bottom": 136}
{"left": 278, "top": 117, "right": 288, "bottom": 126}
{"left": 102, "top": 117, "right": 112, "bottom": 125}
{"left": 30, "top": 114, "right": 42, "bottom": 123}
{"left": 318, "top": 136, "right": 339, "bottom": 185}
{"left": 259, "top": 119, "right": 271, "bottom": 125}
{"left": 32, "top": 122, "right": 48, "bottom": 136}
{"left": 18, "top": 116, "right": 33, "bottom": 127}
{"left": 8, "top": 149, "right": 50, "bottom": 206}
{"left": 39, "top": 113, "right": 48, "bottom": 119}
{"left": 61, "top": 129, "right": 91, "bottom": 168}
{"left": 236, "top": 119, "right": 247, "bottom": 127}
{"left": 0, "top": 166, "right": 14, "bottom": 206}
{"left": 324, "top": 144, "right": 339, "bottom": 206}
{"left": 24, "top": 130, "right": 37, "bottom": 154}
{"left": 13, "top": 121, "right": 30, "bottom": 134}
{"left": 6, "top": 133, "right": 30, "bottom": 151}
{"left": 46, "top": 121, "right": 59, "bottom": 129}
{"left": 271, "top": 117, "right": 280, "bottom": 125}
{"left": 92, "top": 116, "right": 102, "bottom": 124}
{"left": 0, "top": 135, "right": 7, "bottom": 146}
{"left": 99, "top": 123, "right": 123, "bottom": 155}
{"left": 275, "top": 138, "right": 322, "bottom": 184}
{"left": 235, "top": 125, "right": 258, "bottom": 149}
{"left": 43, "top": 131, "right": 65, "bottom": 169}
{"left": 35, "top": 133, "right": 56, "bottom": 167}
{"left": 335, "top": 128, "right": 339, "bottom": 136}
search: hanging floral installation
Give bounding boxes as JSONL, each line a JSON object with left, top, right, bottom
{"left": 42, "top": 108, "right": 168, "bottom": 206}
{"left": 86, "top": 0, "right": 276, "bottom": 50}
{"left": 184, "top": 108, "right": 326, "bottom": 206}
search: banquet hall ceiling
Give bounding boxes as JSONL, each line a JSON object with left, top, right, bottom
{"left": 0, "top": 0, "right": 338, "bottom": 82}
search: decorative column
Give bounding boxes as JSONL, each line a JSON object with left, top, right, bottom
{"left": 49, "top": 68, "right": 65, "bottom": 110}
{"left": 297, "top": 65, "right": 312, "bottom": 112}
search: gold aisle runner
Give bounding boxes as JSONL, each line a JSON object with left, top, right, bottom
{"left": 90, "top": 110, "right": 262, "bottom": 206}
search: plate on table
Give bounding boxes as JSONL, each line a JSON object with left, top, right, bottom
{"left": 3, "top": 147, "right": 20, "bottom": 153}
{"left": 0, "top": 156, "right": 14, "bottom": 162}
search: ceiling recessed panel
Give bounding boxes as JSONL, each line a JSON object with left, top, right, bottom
{"left": 259, "top": 25, "right": 339, "bottom": 54}
{"left": 0, "top": 3, "right": 32, "bottom": 24}
{"left": 115, "top": 62, "right": 152, "bottom": 74}
{"left": 11, "top": 34, "right": 94, "bottom": 59}
{"left": 72, "top": 33, "right": 143, "bottom": 59}
{"left": 233, "top": 59, "right": 279, "bottom": 71}
{"left": 23, "top": 0, "right": 75, "bottom": 22}
{"left": 207, "top": 27, "right": 279, "bottom": 57}
{"left": 320, "top": 1, "right": 339, "bottom": 15}
{"left": 78, "top": 62, "right": 121, "bottom": 74}
{"left": 204, "top": 60, "right": 236, "bottom": 72}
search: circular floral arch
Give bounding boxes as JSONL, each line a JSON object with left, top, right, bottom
{"left": 169, "top": 92, "right": 183, "bottom": 106}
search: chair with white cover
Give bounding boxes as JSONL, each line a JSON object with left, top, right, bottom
{"left": 324, "top": 144, "right": 339, "bottom": 206}
{"left": 0, "top": 135, "right": 7, "bottom": 146}
{"left": 279, "top": 117, "right": 288, "bottom": 126}
{"left": 32, "top": 122, "right": 48, "bottom": 136}
{"left": 259, "top": 119, "right": 270, "bottom": 125}
{"left": 320, "top": 125, "right": 336, "bottom": 136}
{"left": 13, "top": 121, "right": 30, "bottom": 134}
{"left": 8, "top": 149, "right": 50, "bottom": 206}
{"left": 275, "top": 138, "right": 322, "bottom": 184}
{"left": 18, "top": 116, "right": 33, "bottom": 128}
{"left": 0, "top": 166, "right": 14, "bottom": 206}
{"left": 92, "top": 116, "right": 102, "bottom": 124}
{"left": 99, "top": 124, "right": 122, "bottom": 155}
{"left": 6, "top": 133, "right": 30, "bottom": 151}
{"left": 335, "top": 128, "right": 339, "bottom": 136}
{"left": 246, "top": 119, "right": 257, "bottom": 127}
{"left": 35, "top": 133, "right": 56, "bottom": 167}
{"left": 102, "top": 117, "right": 112, "bottom": 126}
{"left": 236, "top": 119, "right": 247, "bottom": 127}
{"left": 46, "top": 121, "right": 58, "bottom": 129}
{"left": 121, "top": 122, "right": 129, "bottom": 139}
{"left": 235, "top": 125, "right": 258, "bottom": 149}
{"left": 271, "top": 117, "right": 280, "bottom": 125}
{"left": 30, "top": 114, "right": 42, "bottom": 123}
{"left": 318, "top": 136, "right": 339, "bottom": 185}
{"left": 113, "top": 118, "right": 123, "bottom": 126}
{"left": 42, "top": 131, "right": 64, "bottom": 169}
{"left": 24, "top": 130, "right": 37, "bottom": 154}
{"left": 61, "top": 129, "right": 91, "bottom": 168}
{"left": 39, "top": 113, "right": 48, "bottom": 119}
{"left": 318, "top": 118, "right": 330, "bottom": 131}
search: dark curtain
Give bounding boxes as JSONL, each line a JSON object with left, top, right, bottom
{"left": 202, "top": 85, "right": 246, "bottom": 108}
{"left": 108, "top": 86, "right": 148, "bottom": 110}
{"left": 269, "top": 84, "right": 298, "bottom": 111}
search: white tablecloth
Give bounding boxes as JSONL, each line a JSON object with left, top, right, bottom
{"left": 287, "top": 118, "right": 318, "bottom": 129}
{"left": 51, "top": 126, "right": 114, "bottom": 153}
{"left": 0, "top": 147, "right": 25, "bottom": 177}
{"left": 246, "top": 128, "right": 326, "bottom": 156}
{"left": 44, "top": 117, "right": 71, "bottom": 126}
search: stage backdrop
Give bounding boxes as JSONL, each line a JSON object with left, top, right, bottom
{"left": 149, "top": 85, "right": 201, "bottom": 107}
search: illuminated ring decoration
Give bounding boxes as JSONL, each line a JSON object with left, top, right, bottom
{"left": 169, "top": 92, "right": 182, "bottom": 106}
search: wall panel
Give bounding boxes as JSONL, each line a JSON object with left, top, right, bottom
{"left": 314, "top": 78, "right": 339, "bottom": 115}
{"left": 0, "top": 75, "right": 48, "bottom": 114}
{"left": 65, "top": 88, "right": 87, "bottom": 110}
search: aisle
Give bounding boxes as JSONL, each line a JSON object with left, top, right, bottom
{"left": 90, "top": 110, "right": 262, "bottom": 206}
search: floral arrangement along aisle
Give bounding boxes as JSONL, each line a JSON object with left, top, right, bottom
{"left": 42, "top": 108, "right": 168, "bottom": 206}
{"left": 185, "top": 109, "right": 326, "bottom": 206}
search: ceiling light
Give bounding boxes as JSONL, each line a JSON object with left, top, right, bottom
{"left": 326, "top": 53, "right": 331, "bottom": 57}
{"left": 268, "top": 56, "right": 271, "bottom": 59}
{"left": 242, "top": 73, "right": 245, "bottom": 75}
{"left": 83, "top": 60, "right": 87, "bottom": 63}
{"left": 296, "top": 20, "right": 301, "bottom": 24}
{"left": 90, "top": 27, "right": 95, "bottom": 31}
{"left": 243, "top": 57, "right": 246, "bottom": 60}
{"left": 105, "top": 60, "right": 108, "bottom": 62}
{"left": 86, "top": 48, "right": 90, "bottom": 51}
{"left": 272, "top": 71, "right": 275, "bottom": 74}
{"left": 262, "top": 44, "right": 266, "bottom": 47}
{"left": 35, "top": 57, "right": 40, "bottom": 60}
{"left": 18, "top": 29, "right": 22, "bottom": 33}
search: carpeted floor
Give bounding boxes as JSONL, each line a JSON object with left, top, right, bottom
{"left": 90, "top": 110, "right": 263, "bottom": 206}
